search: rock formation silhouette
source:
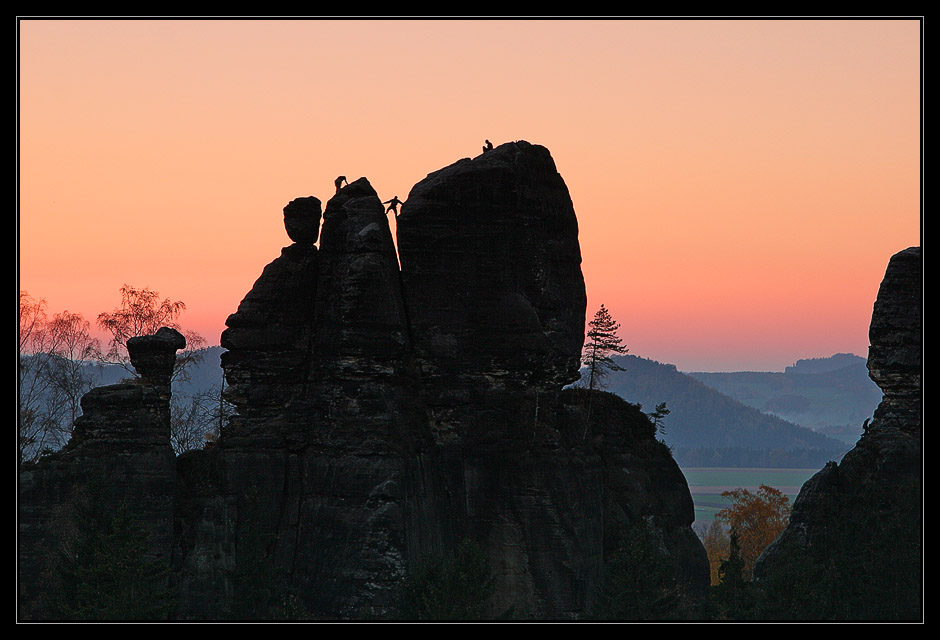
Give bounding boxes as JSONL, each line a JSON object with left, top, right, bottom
{"left": 753, "top": 246, "right": 922, "bottom": 620}
{"left": 20, "top": 141, "right": 712, "bottom": 620}
{"left": 18, "top": 328, "right": 182, "bottom": 618}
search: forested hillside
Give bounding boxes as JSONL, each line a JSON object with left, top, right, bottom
{"left": 602, "top": 355, "right": 848, "bottom": 468}
{"left": 689, "top": 354, "right": 881, "bottom": 444}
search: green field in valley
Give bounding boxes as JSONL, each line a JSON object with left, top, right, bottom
{"left": 680, "top": 467, "right": 820, "bottom": 526}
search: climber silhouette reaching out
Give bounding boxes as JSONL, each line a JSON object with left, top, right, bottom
{"left": 383, "top": 196, "right": 404, "bottom": 216}
{"left": 334, "top": 175, "right": 348, "bottom": 194}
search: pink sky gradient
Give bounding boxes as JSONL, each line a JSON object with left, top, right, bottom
{"left": 18, "top": 18, "right": 921, "bottom": 372}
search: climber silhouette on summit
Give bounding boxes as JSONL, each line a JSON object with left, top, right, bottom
{"left": 334, "top": 175, "right": 348, "bottom": 194}
{"left": 483, "top": 139, "right": 494, "bottom": 153}
{"left": 383, "top": 196, "right": 404, "bottom": 217}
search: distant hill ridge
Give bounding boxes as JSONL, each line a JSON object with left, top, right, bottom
{"left": 784, "top": 352, "right": 866, "bottom": 375}
{"left": 602, "top": 354, "right": 848, "bottom": 467}
{"left": 686, "top": 353, "right": 881, "bottom": 444}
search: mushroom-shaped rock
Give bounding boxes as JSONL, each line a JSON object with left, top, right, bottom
{"left": 283, "top": 196, "right": 323, "bottom": 244}
{"left": 128, "top": 326, "right": 186, "bottom": 387}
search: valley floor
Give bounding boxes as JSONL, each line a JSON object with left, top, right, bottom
{"left": 680, "top": 467, "right": 818, "bottom": 526}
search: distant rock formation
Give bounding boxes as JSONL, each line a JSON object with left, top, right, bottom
{"left": 783, "top": 352, "right": 865, "bottom": 375}
{"left": 18, "top": 329, "right": 182, "bottom": 618}
{"left": 753, "top": 246, "right": 922, "bottom": 620}
{"left": 19, "top": 141, "right": 709, "bottom": 620}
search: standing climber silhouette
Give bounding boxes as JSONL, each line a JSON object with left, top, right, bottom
{"left": 383, "top": 196, "right": 404, "bottom": 216}
{"left": 483, "top": 139, "right": 494, "bottom": 153}
{"left": 334, "top": 175, "right": 348, "bottom": 194}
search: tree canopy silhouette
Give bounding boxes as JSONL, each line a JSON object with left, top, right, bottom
{"left": 582, "top": 304, "right": 628, "bottom": 391}
{"left": 96, "top": 284, "right": 205, "bottom": 382}
{"left": 19, "top": 291, "right": 102, "bottom": 463}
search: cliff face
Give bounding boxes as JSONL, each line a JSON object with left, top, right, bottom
{"left": 19, "top": 142, "right": 708, "bottom": 620}
{"left": 395, "top": 143, "right": 707, "bottom": 616}
{"left": 183, "top": 177, "right": 436, "bottom": 618}
{"left": 398, "top": 142, "right": 586, "bottom": 444}
{"left": 753, "top": 247, "right": 922, "bottom": 620}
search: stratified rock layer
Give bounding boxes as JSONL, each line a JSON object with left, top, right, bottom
{"left": 753, "top": 246, "right": 922, "bottom": 620}
{"left": 867, "top": 246, "right": 922, "bottom": 431}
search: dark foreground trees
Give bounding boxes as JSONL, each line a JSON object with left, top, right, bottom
{"left": 392, "top": 539, "right": 498, "bottom": 620}
{"left": 591, "top": 518, "right": 702, "bottom": 620}
{"left": 45, "top": 488, "right": 176, "bottom": 620}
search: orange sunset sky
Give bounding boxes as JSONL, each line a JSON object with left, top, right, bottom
{"left": 17, "top": 18, "right": 922, "bottom": 372}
